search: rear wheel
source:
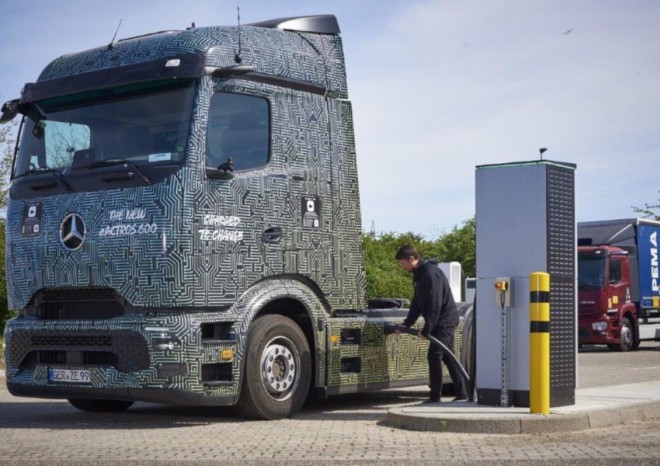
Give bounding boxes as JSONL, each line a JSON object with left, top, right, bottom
{"left": 68, "top": 398, "right": 134, "bottom": 412}
{"left": 237, "top": 314, "right": 311, "bottom": 419}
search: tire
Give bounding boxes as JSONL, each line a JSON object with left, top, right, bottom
{"left": 616, "top": 317, "right": 634, "bottom": 352}
{"left": 68, "top": 398, "right": 134, "bottom": 412}
{"left": 237, "top": 314, "right": 311, "bottom": 419}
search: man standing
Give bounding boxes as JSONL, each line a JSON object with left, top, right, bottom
{"left": 395, "top": 245, "right": 467, "bottom": 404}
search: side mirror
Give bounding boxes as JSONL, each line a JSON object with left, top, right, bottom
{"left": 206, "top": 157, "right": 235, "bottom": 180}
{"left": 0, "top": 99, "right": 20, "bottom": 124}
{"left": 205, "top": 167, "right": 235, "bottom": 180}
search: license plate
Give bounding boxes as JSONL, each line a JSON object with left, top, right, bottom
{"left": 48, "top": 368, "right": 91, "bottom": 384}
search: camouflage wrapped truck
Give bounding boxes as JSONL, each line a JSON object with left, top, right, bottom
{"left": 1, "top": 15, "right": 467, "bottom": 419}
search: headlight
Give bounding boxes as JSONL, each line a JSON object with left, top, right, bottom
{"left": 592, "top": 321, "right": 607, "bottom": 332}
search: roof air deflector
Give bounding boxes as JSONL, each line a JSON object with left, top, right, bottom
{"left": 249, "top": 15, "right": 340, "bottom": 34}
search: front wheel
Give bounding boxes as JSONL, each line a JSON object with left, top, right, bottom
{"left": 68, "top": 398, "right": 134, "bottom": 412}
{"left": 237, "top": 314, "right": 311, "bottom": 419}
{"left": 613, "top": 317, "right": 634, "bottom": 352}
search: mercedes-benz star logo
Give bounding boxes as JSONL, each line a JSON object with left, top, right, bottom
{"left": 60, "top": 213, "right": 86, "bottom": 251}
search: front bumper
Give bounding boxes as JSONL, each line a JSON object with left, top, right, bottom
{"left": 578, "top": 318, "right": 618, "bottom": 345}
{"left": 4, "top": 312, "right": 240, "bottom": 406}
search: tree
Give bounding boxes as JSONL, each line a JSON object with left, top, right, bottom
{"left": 363, "top": 231, "right": 423, "bottom": 301}
{"left": 0, "top": 123, "right": 15, "bottom": 331}
{"left": 363, "top": 217, "right": 476, "bottom": 303}
{"left": 633, "top": 192, "right": 660, "bottom": 221}
{"left": 0, "top": 124, "right": 15, "bottom": 207}
{"left": 433, "top": 217, "right": 476, "bottom": 279}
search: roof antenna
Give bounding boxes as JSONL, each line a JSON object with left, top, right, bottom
{"left": 234, "top": 6, "right": 242, "bottom": 63}
{"left": 108, "top": 19, "right": 123, "bottom": 51}
{"left": 539, "top": 147, "right": 548, "bottom": 160}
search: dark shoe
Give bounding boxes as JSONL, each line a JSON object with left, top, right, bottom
{"left": 452, "top": 395, "right": 468, "bottom": 402}
{"left": 420, "top": 399, "right": 441, "bottom": 405}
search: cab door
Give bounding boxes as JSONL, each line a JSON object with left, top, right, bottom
{"left": 196, "top": 84, "right": 288, "bottom": 303}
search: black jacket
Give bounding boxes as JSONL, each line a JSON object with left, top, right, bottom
{"left": 402, "top": 259, "right": 459, "bottom": 336}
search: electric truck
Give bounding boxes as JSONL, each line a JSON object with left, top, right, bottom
{"left": 1, "top": 15, "right": 469, "bottom": 419}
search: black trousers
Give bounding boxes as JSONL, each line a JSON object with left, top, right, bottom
{"left": 427, "top": 325, "right": 466, "bottom": 401}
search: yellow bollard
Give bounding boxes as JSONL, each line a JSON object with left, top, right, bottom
{"left": 529, "top": 272, "right": 550, "bottom": 415}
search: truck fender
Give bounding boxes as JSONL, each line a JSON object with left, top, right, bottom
{"left": 619, "top": 304, "right": 638, "bottom": 322}
{"left": 230, "top": 276, "right": 331, "bottom": 391}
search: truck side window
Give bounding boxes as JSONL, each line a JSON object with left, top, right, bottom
{"left": 206, "top": 93, "right": 269, "bottom": 171}
{"left": 609, "top": 259, "right": 621, "bottom": 284}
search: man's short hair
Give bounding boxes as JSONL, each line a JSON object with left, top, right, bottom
{"left": 395, "top": 244, "right": 419, "bottom": 261}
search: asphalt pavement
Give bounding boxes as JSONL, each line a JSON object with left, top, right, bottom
{"left": 2, "top": 343, "right": 659, "bottom": 437}
{"left": 3, "top": 368, "right": 660, "bottom": 435}
{"left": 2, "top": 359, "right": 660, "bottom": 464}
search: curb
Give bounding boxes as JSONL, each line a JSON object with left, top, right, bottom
{"left": 385, "top": 400, "right": 660, "bottom": 433}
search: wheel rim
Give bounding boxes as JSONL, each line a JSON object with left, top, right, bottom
{"left": 621, "top": 322, "right": 632, "bottom": 348}
{"left": 260, "top": 336, "right": 300, "bottom": 401}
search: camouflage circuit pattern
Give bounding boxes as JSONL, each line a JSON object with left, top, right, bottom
{"left": 326, "top": 317, "right": 464, "bottom": 390}
{"left": 3, "top": 19, "right": 461, "bottom": 404}
{"left": 7, "top": 23, "right": 363, "bottom": 312}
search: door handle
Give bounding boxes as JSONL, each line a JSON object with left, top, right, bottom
{"left": 261, "top": 227, "right": 282, "bottom": 244}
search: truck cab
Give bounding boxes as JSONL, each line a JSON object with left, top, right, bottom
{"left": 578, "top": 245, "right": 637, "bottom": 350}
{"left": 578, "top": 218, "right": 660, "bottom": 351}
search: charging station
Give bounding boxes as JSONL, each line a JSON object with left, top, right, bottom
{"left": 475, "top": 160, "right": 577, "bottom": 407}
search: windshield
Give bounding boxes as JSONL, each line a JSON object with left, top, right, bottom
{"left": 578, "top": 255, "right": 606, "bottom": 290}
{"left": 14, "top": 80, "right": 195, "bottom": 178}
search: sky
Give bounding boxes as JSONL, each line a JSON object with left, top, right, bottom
{"left": 1, "top": 0, "right": 658, "bottom": 237}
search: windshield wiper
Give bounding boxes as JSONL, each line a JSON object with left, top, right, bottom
{"left": 79, "top": 158, "right": 152, "bottom": 185}
{"left": 15, "top": 167, "right": 74, "bottom": 192}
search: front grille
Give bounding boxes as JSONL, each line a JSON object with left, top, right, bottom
{"left": 10, "top": 329, "right": 149, "bottom": 372}
{"left": 31, "top": 335, "right": 113, "bottom": 347}
{"left": 28, "top": 288, "right": 126, "bottom": 320}
{"left": 38, "top": 351, "right": 66, "bottom": 364}
{"left": 21, "top": 351, "right": 120, "bottom": 369}
{"left": 41, "top": 288, "right": 121, "bottom": 302}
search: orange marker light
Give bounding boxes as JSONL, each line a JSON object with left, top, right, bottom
{"left": 494, "top": 280, "right": 509, "bottom": 291}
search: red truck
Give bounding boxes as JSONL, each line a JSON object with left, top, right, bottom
{"left": 578, "top": 218, "right": 660, "bottom": 351}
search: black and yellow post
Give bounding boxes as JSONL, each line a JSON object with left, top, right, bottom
{"left": 529, "top": 272, "right": 550, "bottom": 414}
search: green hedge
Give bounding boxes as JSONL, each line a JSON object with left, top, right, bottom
{"left": 364, "top": 217, "right": 476, "bottom": 301}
